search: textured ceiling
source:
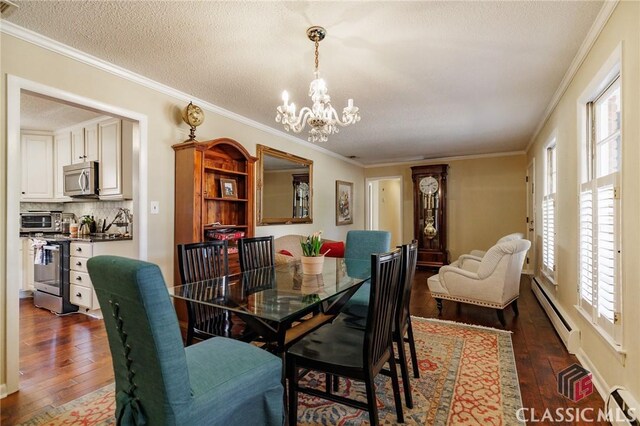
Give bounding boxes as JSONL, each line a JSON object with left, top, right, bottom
{"left": 6, "top": 1, "right": 603, "bottom": 165}
{"left": 21, "top": 92, "right": 105, "bottom": 131}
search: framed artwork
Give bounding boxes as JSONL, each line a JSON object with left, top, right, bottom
{"left": 220, "top": 178, "right": 238, "bottom": 199}
{"left": 335, "top": 180, "right": 353, "bottom": 225}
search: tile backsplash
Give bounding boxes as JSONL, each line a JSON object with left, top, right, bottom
{"left": 21, "top": 200, "right": 133, "bottom": 226}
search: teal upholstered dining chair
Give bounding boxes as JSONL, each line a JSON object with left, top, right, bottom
{"left": 341, "top": 230, "right": 391, "bottom": 314}
{"left": 87, "top": 256, "right": 284, "bottom": 426}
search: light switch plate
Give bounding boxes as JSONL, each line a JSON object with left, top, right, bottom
{"left": 150, "top": 201, "right": 160, "bottom": 214}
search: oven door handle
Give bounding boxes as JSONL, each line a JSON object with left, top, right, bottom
{"left": 43, "top": 246, "right": 60, "bottom": 251}
{"left": 78, "top": 170, "right": 86, "bottom": 193}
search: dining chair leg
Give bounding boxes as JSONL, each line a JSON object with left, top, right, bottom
{"left": 287, "top": 360, "right": 299, "bottom": 426}
{"left": 406, "top": 318, "right": 420, "bottom": 378}
{"left": 325, "top": 373, "right": 333, "bottom": 395}
{"left": 364, "top": 372, "right": 379, "bottom": 426}
{"left": 388, "top": 345, "right": 405, "bottom": 423}
{"left": 395, "top": 333, "right": 413, "bottom": 408}
{"left": 333, "top": 374, "right": 339, "bottom": 392}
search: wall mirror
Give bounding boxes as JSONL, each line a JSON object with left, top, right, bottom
{"left": 257, "top": 144, "right": 313, "bottom": 225}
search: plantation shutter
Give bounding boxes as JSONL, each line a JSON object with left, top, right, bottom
{"left": 579, "top": 187, "right": 594, "bottom": 317}
{"left": 595, "top": 174, "right": 620, "bottom": 340}
{"left": 542, "top": 195, "right": 555, "bottom": 275}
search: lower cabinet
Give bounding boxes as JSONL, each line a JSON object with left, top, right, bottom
{"left": 69, "top": 240, "right": 135, "bottom": 314}
{"left": 70, "top": 242, "right": 99, "bottom": 311}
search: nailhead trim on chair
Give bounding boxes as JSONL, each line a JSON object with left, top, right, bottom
{"left": 110, "top": 300, "right": 140, "bottom": 401}
{"left": 430, "top": 293, "right": 518, "bottom": 310}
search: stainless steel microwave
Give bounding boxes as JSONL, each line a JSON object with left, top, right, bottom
{"left": 63, "top": 161, "right": 99, "bottom": 197}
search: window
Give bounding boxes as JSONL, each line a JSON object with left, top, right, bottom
{"left": 542, "top": 140, "right": 557, "bottom": 279}
{"left": 579, "top": 75, "right": 622, "bottom": 345}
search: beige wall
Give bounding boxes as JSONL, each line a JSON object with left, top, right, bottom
{"left": 377, "top": 179, "right": 402, "bottom": 247}
{"left": 527, "top": 1, "right": 640, "bottom": 400}
{"left": 0, "top": 33, "right": 363, "bottom": 391}
{"left": 366, "top": 154, "right": 527, "bottom": 261}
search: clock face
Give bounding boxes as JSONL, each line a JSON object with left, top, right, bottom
{"left": 298, "top": 182, "right": 309, "bottom": 196}
{"left": 419, "top": 177, "right": 439, "bottom": 194}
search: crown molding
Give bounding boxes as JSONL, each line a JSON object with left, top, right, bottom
{"left": 1, "top": 21, "right": 364, "bottom": 168}
{"left": 363, "top": 150, "right": 526, "bottom": 169}
{"left": 526, "top": 0, "right": 619, "bottom": 153}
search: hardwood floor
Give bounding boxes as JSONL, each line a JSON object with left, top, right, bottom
{"left": 2, "top": 272, "right": 606, "bottom": 425}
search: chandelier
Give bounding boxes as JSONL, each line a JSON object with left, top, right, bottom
{"left": 276, "top": 26, "right": 361, "bottom": 143}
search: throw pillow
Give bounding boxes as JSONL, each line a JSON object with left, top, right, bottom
{"left": 321, "top": 241, "right": 345, "bottom": 258}
{"left": 279, "top": 249, "right": 294, "bottom": 257}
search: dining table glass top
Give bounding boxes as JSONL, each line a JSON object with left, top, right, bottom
{"left": 170, "top": 257, "right": 371, "bottom": 323}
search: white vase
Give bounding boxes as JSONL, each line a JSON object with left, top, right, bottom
{"left": 301, "top": 255, "right": 324, "bottom": 275}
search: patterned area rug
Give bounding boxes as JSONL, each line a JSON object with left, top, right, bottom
{"left": 18, "top": 317, "right": 523, "bottom": 426}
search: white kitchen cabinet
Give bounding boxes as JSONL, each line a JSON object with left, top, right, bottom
{"left": 21, "top": 238, "right": 35, "bottom": 293}
{"left": 71, "top": 123, "right": 99, "bottom": 164}
{"left": 21, "top": 133, "right": 54, "bottom": 200}
{"left": 54, "top": 131, "right": 72, "bottom": 200}
{"left": 99, "top": 119, "right": 133, "bottom": 199}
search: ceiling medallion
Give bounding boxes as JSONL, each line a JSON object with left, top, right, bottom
{"left": 276, "top": 26, "right": 361, "bottom": 143}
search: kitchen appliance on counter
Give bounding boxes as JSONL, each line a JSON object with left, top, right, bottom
{"left": 33, "top": 239, "right": 78, "bottom": 314}
{"left": 63, "top": 161, "right": 99, "bottom": 198}
{"left": 20, "top": 212, "right": 75, "bottom": 234}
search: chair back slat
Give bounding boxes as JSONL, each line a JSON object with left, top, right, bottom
{"left": 396, "top": 241, "right": 418, "bottom": 330}
{"left": 364, "top": 249, "right": 402, "bottom": 368}
{"left": 177, "top": 241, "right": 230, "bottom": 340}
{"left": 238, "top": 236, "right": 275, "bottom": 271}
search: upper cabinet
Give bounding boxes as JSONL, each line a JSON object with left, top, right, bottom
{"left": 99, "top": 118, "right": 132, "bottom": 199}
{"left": 71, "top": 123, "right": 99, "bottom": 164}
{"left": 21, "top": 117, "right": 133, "bottom": 202}
{"left": 54, "top": 131, "right": 72, "bottom": 200}
{"left": 21, "top": 133, "right": 54, "bottom": 200}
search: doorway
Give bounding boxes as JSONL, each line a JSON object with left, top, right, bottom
{"left": 365, "top": 177, "right": 403, "bottom": 248}
{"left": 5, "top": 76, "right": 148, "bottom": 394}
{"left": 525, "top": 159, "right": 536, "bottom": 275}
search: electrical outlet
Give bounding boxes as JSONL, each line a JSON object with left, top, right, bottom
{"left": 150, "top": 201, "right": 160, "bottom": 215}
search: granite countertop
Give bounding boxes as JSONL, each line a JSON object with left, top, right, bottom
{"left": 20, "top": 233, "right": 133, "bottom": 242}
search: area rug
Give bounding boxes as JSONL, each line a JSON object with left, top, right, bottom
{"left": 18, "top": 317, "right": 523, "bottom": 426}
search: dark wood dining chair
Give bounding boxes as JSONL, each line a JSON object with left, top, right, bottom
{"left": 238, "top": 236, "right": 275, "bottom": 271}
{"left": 286, "top": 249, "right": 405, "bottom": 425}
{"left": 333, "top": 241, "right": 420, "bottom": 408}
{"left": 177, "top": 240, "right": 231, "bottom": 345}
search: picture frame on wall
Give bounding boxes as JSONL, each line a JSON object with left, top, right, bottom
{"left": 220, "top": 178, "right": 238, "bottom": 199}
{"left": 336, "top": 180, "right": 353, "bottom": 225}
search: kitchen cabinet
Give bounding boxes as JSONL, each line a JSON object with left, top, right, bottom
{"left": 21, "top": 238, "right": 35, "bottom": 294}
{"left": 98, "top": 118, "right": 132, "bottom": 199}
{"left": 71, "top": 123, "right": 99, "bottom": 164}
{"left": 21, "top": 132, "right": 54, "bottom": 200}
{"left": 69, "top": 240, "right": 135, "bottom": 315}
{"left": 54, "top": 131, "right": 72, "bottom": 200}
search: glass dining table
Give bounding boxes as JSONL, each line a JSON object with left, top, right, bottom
{"left": 170, "top": 257, "right": 371, "bottom": 353}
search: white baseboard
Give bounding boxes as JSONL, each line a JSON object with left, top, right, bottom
{"left": 1, "top": 383, "right": 7, "bottom": 399}
{"left": 531, "top": 277, "right": 580, "bottom": 353}
{"left": 575, "top": 348, "right": 609, "bottom": 401}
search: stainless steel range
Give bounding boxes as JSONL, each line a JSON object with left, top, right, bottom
{"left": 33, "top": 238, "right": 78, "bottom": 314}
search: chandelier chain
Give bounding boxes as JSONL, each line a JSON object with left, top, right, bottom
{"left": 314, "top": 40, "right": 319, "bottom": 72}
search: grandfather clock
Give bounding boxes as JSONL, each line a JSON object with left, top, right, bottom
{"left": 411, "top": 164, "right": 449, "bottom": 268}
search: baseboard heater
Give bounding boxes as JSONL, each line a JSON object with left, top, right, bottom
{"left": 531, "top": 277, "right": 580, "bottom": 353}
{"left": 607, "top": 388, "right": 640, "bottom": 426}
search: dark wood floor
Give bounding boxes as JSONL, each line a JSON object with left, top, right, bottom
{"left": 2, "top": 271, "right": 606, "bottom": 425}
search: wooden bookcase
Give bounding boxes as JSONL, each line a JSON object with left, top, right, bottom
{"left": 173, "top": 138, "right": 256, "bottom": 281}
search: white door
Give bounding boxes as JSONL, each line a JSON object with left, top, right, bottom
{"left": 21, "top": 133, "right": 54, "bottom": 199}
{"left": 84, "top": 123, "right": 99, "bottom": 162}
{"left": 71, "top": 127, "right": 84, "bottom": 164}
{"left": 525, "top": 159, "right": 536, "bottom": 274}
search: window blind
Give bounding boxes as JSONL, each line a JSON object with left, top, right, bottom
{"left": 542, "top": 195, "right": 555, "bottom": 275}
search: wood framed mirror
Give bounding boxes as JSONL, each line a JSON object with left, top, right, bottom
{"left": 257, "top": 144, "right": 313, "bottom": 225}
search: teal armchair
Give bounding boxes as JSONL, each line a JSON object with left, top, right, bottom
{"left": 87, "top": 256, "right": 284, "bottom": 426}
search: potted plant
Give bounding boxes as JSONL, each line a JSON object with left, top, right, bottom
{"left": 300, "top": 231, "right": 325, "bottom": 274}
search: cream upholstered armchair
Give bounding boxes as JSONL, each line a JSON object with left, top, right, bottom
{"left": 450, "top": 232, "right": 524, "bottom": 272}
{"left": 427, "top": 239, "right": 531, "bottom": 326}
